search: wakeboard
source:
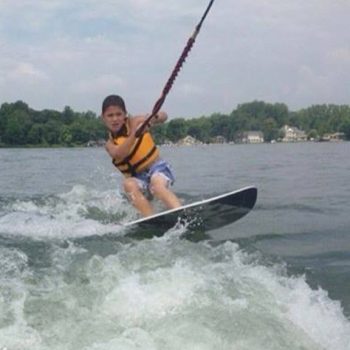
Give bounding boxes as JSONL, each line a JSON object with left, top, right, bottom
{"left": 124, "top": 186, "right": 257, "bottom": 238}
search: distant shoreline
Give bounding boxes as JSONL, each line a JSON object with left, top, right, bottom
{"left": 1, "top": 100, "right": 349, "bottom": 147}
{"left": 1, "top": 139, "right": 348, "bottom": 150}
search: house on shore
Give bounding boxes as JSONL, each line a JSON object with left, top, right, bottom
{"left": 86, "top": 139, "right": 106, "bottom": 147}
{"left": 211, "top": 135, "right": 226, "bottom": 144}
{"left": 177, "top": 135, "right": 202, "bottom": 146}
{"left": 280, "top": 125, "right": 307, "bottom": 142}
{"left": 237, "top": 131, "right": 264, "bottom": 144}
{"left": 320, "top": 132, "right": 345, "bottom": 142}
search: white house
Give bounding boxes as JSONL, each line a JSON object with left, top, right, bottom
{"left": 280, "top": 125, "right": 307, "bottom": 142}
{"left": 240, "top": 131, "right": 264, "bottom": 144}
{"left": 177, "top": 135, "right": 202, "bottom": 146}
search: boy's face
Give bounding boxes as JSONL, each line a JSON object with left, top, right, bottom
{"left": 102, "top": 105, "right": 127, "bottom": 133}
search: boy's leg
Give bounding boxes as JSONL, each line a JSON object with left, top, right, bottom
{"left": 123, "top": 177, "right": 154, "bottom": 217}
{"left": 149, "top": 174, "right": 181, "bottom": 209}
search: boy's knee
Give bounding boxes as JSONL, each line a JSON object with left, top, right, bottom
{"left": 149, "top": 175, "right": 167, "bottom": 195}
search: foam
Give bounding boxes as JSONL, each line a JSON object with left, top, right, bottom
{"left": 0, "top": 185, "right": 133, "bottom": 239}
{"left": 84, "top": 240, "right": 350, "bottom": 349}
{"left": 1, "top": 188, "right": 350, "bottom": 349}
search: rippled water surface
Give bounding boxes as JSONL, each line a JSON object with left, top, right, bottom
{"left": 1, "top": 142, "right": 350, "bottom": 350}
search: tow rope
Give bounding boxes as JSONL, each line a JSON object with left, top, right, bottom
{"left": 136, "top": 0, "right": 216, "bottom": 137}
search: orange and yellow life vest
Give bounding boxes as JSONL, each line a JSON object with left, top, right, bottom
{"left": 112, "top": 123, "right": 159, "bottom": 177}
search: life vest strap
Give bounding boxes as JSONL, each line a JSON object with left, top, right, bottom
{"left": 118, "top": 145, "right": 158, "bottom": 176}
{"left": 132, "top": 145, "right": 157, "bottom": 171}
{"left": 112, "top": 130, "right": 159, "bottom": 177}
{"left": 115, "top": 134, "right": 144, "bottom": 167}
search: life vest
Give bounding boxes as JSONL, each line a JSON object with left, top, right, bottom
{"left": 112, "top": 122, "right": 159, "bottom": 177}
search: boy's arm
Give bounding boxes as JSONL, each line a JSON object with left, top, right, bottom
{"left": 105, "top": 112, "right": 167, "bottom": 160}
{"left": 105, "top": 133, "right": 136, "bottom": 161}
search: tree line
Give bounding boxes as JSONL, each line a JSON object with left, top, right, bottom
{"left": 1, "top": 100, "right": 350, "bottom": 147}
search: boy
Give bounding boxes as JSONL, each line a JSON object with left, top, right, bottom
{"left": 101, "top": 94, "right": 181, "bottom": 217}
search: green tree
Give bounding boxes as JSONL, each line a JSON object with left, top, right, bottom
{"left": 209, "top": 113, "right": 230, "bottom": 139}
{"left": 166, "top": 118, "right": 187, "bottom": 142}
{"left": 187, "top": 117, "right": 211, "bottom": 143}
{"left": 62, "top": 106, "right": 75, "bottom": 124}
{"left": 307, "top": 129, "right": 319, "bottom": 140}
{"left": 0, "top": 105, "right": 9, "bottom": 139}
{"left": 69, "top": 120, "right": 91, "bottom": 144}
{"left": 152, "top": 124, "right": 167, "bottom": 144}
{"left": 43, "top": 120, "right": 62, "bottom": 144}
{"left": 28, "top": 124, "right": 45, "bottom": 144}
{"left": 262, "top": 117, "right": 279, "bottom": 142}
{"left": 59, "top": 125, "right": 73, "bottom": 145}
{"left": 340, "top": 117, "right": 350, "bottom": 140}
{"left": 3, "top": 110, "right": 32, "bottom": 145}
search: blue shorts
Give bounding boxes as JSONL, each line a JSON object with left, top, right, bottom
{"left": 134, "top": 159, "right": 175, "bottom": 192}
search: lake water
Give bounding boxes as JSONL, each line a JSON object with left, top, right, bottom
{"left": 1, "top": 143, "right": 350, "bottom": 350}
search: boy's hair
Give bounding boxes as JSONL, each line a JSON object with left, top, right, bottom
{"left": 102, "top": 95, "right": 126, "bottom": 114}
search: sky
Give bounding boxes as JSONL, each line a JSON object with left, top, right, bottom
{"left": 0, "top": 0, "right": 349, "bottom": 118}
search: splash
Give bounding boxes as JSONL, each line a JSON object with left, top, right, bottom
{"left": 0, "top": 185, "right": 134, "bottom": 239}
{"left": 1, "top": 238, "right": 349, "bottom": 350}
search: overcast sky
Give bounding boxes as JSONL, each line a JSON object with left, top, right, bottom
{"left": 0, "top": 0, "right": 349, "bottom": 118}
